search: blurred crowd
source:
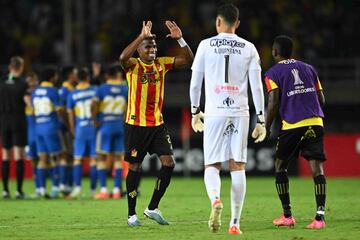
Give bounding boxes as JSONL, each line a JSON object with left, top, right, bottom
{"left": 0, "top": 0, "right": 359, "bottom": 70}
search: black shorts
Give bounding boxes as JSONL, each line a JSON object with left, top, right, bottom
{"left": 125, "top": 123, "right": 173, "bottom": 163}
{"left": 0, "top": 114, "right": 27, "bottom": 149}
{"left": 276, "top": 125, "right": 326, "bottom": 163}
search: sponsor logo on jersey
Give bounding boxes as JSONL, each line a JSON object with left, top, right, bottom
{"left": 214, "top": 85, "right": 240, "bottom": 94}
{"left": 210, "top": 39, "right": 245, "bottom": 48}
{"left": 223, "top": 96, "right": 235, "bottom": 107}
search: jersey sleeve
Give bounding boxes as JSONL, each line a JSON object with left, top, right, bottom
{"left": 309, "top": 65, "right": 323, "bottom": 91}
{"left": 264, "top": 75, "right": 279, "bottom": 93}
{"left": 191, "top": 41, "right": 206, "bottom": 73}
{"left": 52, "top": 89, "right": 61, "bottom": 109}
{"left": 58, "top": 87, "right": 68, "bottom": 107}
{"left": 94, "top": 85, "right": 103, "bottom": 101}
{"left": 123, "top": 58, "right": 138, "bottom": 72}
{"left": 159, "top": 57, "right": 175, "bottom": 73}
{"left": 249, "top": 44, "right": 262, "bottom": 71}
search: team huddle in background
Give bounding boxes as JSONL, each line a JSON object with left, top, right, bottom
{"left": 0, "top": 3, "right": 327, "bottom": 235}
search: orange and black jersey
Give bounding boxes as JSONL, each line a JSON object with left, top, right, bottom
{"left": 123, "top": 57, "right": 175, "bottom": 127}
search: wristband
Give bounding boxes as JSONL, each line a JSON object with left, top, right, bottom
{"left": 191, "top": 106, "right": 200, "bottom": 115}
{"left": 177, "top": 37, "right": 187, "bottom": 48}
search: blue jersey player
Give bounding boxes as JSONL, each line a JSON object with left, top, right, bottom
{"left": 67, "top": 68, "right": 97, "bottom": 198}
{"left": 91, "top": 65, "right": 128, "bottom": 199}
{"left": 32, "top": 68, "right": 64, "bottom": 198}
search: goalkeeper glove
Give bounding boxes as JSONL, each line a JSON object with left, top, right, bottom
{"left": 251, "top": 112, "right": 266, "bottom": 143}
{"left": 191, "top": 106, "right": 204, "bottom": 133}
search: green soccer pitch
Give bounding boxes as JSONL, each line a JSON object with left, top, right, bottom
{"left": 0, "top": 177, "right": 359, "bottom": 240}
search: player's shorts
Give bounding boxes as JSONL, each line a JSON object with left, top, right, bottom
{"left": 276, "top": 125, "right": 326, "bottom": 163}
{"left": 36, "top": 130, "right": 65, "bottom": 156}
{"left": 203, "top": 116, "right": 249, "bottom": 165}
{"left": 74, "top": 134, "right": 96, "bottom": 159}
{"left": 124, "top": 123, "right": 173, "bottom": 163}
{"left": 96, "top": 127, "right": 124, "bottom": 155}
{"left": 26, "top": 139, "right": 38, "bottom": 160}
{"left": 0, "top": 114, "right": 27, "bottom": 148}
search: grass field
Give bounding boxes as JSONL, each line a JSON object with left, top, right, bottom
{"left": 0, "top": 177, "right": 359, "bottom": 240}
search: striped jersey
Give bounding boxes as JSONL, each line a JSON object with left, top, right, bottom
{"left": 123, "top": 57, "right": 175, "bottom": 126}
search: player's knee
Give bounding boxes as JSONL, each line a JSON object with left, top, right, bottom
{"left": 129, "top": 162, "right": 142, "bottom": 172}
{"left": 275, "top": 159, "right": 287, "bottom": 172}
{"left": 160, "top": 155, "right": 175, "bottom": 168}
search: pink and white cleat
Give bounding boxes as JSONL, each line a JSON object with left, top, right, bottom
{"left": 273, "top": 214, "right": 296, "bottom": 227}
{"left": 307, "top": 219, "right": 326, "bottom": 229}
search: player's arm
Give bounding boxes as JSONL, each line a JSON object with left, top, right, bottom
{"left": 119, "top": 21, "right": 153, "bottom": 69}
{"left": 265, "top": 88, "right": 279, "bottom": 135}
{"left": 91, "top": 98, "right": 100, "bottom": 128}
{"left": 67, "top": 108, "right": 75, "bottom": 137}
{"left": 316, "top": 78, "right": 325, "bottom": 107}
{"left": 189, "top": 70, "right": 204, "bottom": 132}
{"left": 165, "top": 21, "right": 194, "bottom": 69}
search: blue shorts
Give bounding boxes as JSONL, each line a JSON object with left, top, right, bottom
{"left": 26, "top": 139, "right": 38, "bottom": 160}
{"left": 36, "top": 130, "right": 64, "bottom": 156}
{"left": 74, "top": 135, "right": 96, "bottom": 159}
{"left": 96, "top": 128, "right": 124, "bottom": 154}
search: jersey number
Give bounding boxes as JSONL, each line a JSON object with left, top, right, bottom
{"left": 75, "top": 99, "right": 92, "bottom": 119}
{"left": 33, "top": 97, "right": 53, "bottom": 116}
{"left": 102, "top": 96, "right": 126, "bottom": 114}
{"left": 224, "top": 55, "right": 229, "bottom": 83}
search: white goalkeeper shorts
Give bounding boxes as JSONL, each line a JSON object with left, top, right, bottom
{"left": 203, "top": 116, "right": 249, "bottom": 165}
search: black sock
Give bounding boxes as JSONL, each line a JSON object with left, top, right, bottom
{"left": 126, "top": 169, "right": 142, "bottom": 216}
{"left": 314, "top": 175, "right": 326, "bottom": 220}
{"left": 16, "top": 160, "right": 24, "bottom": 193}
{"left": 148, "top": 165, "right": 174, "bottom": 210}
{"left": 275, "top": 171, "right": 292, "bottom": 217}
{"left": 2, "top": 160, "right": 10, "bottom": 192}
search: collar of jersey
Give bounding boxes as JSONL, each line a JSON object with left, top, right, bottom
{"left": 107, "top": 79, "right": 122, "bottom": 85}
{"left": 76, "top": 82, "right": 90, "bottom": 89}
{"left": 137, "top": 58, "right": 155, "bottom": 67}
{"left": 278, "top": 58, "right": 296, "bottom": 64}
{"left": 40, "top": 81, "right": 54, "bottom": 87}
{"left": 218, "top": 32, "right": 236, "bottom": 37}
{"left": 62, "top": 81, "right": 74, "bottom": 90}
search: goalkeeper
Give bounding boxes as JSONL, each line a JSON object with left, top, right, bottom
{"left": 189, "top": 4, "right": 266, "bottom": 235}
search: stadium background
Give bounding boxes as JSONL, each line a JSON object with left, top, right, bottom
{"left": 0, "top": 0, "right": 359, "bottom": 178}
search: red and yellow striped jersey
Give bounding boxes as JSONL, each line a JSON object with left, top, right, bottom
{"left": 124, "top": 57, "right": 175, "bottom": 126}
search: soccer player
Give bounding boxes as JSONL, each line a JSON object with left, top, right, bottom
{"left": 265, "top": 35, "right": 327, "bottom": 229}
{"left": 67, "top": 67, "right": 97, "bottom": 198}
{"left": 58, "top": 66, "right": 78, "bottom": 194}
{"left": 24, "top": 72, "right": 40, "bottom": 197}
{"left": 0, "top": 56, "right": 28, "bottom": 199}
{"left": 189, "top": 4, "right": 266, "bottom": 234}
{"left": 32, "top": 67, "right": 64, "bottom": 198}
{"left": 119, "top": 20, "right": 193, "bottom": 227}
{"left": 91, "top": 65, "right": 128, "bottom": 200}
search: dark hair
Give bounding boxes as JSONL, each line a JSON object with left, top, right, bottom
{"left": 105, "top": 64, "right": 120, "bottom": 78}
{"left": 144, "top": 34, "right": 156, "bottom": 42}
{"left": 217, "top": 3, "right": 239, "bottom": 25}
{"left": 9, "top": 56, "right": 24, "bottom": 70}
{"left": 78, "top": 67, "right": 89, "bottom": 81}
{"left": 273, "top": 35, "right": 294, "bottom": 58}
{"left": 41, "top": 67, "right": 57, "bottom": 82}
{"left": 61, "top": 65, "right": 76, "bottom": 80}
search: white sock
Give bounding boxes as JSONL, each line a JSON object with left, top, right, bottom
{"left": 230, "top": 170, "right": 246, "bottom": 228}
{"left": 100, "top": 187, "right": 108, "bottom": 193}
{"left": 204, "top": 167, "right": 221, "bottom": 205}
{"left": 113, "top": 187, "right": 120, "bottom": 194}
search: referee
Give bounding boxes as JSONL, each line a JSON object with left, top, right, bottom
{"left": 0, "top": 56, "right": 28, "bottom": 199}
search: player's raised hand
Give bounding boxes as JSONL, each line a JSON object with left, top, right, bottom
{"left": 140, "top": 21, "right": 153, "bottom": 38}
{"left": 165, "top": 21, "right": 182, "bottom": 39}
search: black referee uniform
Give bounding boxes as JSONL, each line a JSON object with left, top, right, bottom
{"left": 0, "top": 74, "right": 28, "bottom": 197}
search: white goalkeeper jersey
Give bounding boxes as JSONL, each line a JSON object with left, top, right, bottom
{"left": 190, "top": 32, "right": 263, "bottom": 117}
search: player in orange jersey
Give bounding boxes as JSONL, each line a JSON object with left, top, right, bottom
{"left": 119, "top": 20, "right": 193, "bottom": 226}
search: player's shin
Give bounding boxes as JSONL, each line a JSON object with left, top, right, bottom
{"left": 313, "top": 174, "right": 326, "bottom": 220}
{"left": 230, "top": 170, "right": 246, "bottom": 228}
{"left": 148, "top": 165, "right": 174, "bottom": 210}
{"left": 275, "top": 171, "right": 292, "bottom": 217}
{"left": 126, "top": 169, "right": 142, "bottom": 216}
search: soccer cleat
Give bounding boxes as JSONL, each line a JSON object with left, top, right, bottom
{"left": 307, "top": 219, "right": 326, "bottom": 229}
{"left": 144, "top": 208, "right": 169, "bottom": 225}
{"left": 228, "top": 225, "right": 242, "bottom": 235}
{"left": 94, "top": 192, "right": 110, "bottom": 200}
{"left": 50, "top": 189, "right": 60, "bottom": 199}
{"left": 112, "top": 192, "right": 121, "bottom": 199}
{"left": 208, "top": 199, "right": 223, "bottom": 232}
{"left": 15, "top": 191, "right": 27, "bottom": 199}
{"left": 68, "top": 189, "right": 81, "bottom": 199}
{"left": 128, "top": 215, "right": 141, "bottom": 227}
{"left": 2, "top": 190, "right": 11, "bottom": 199}
{"left": 273, "top": 214, "right": 296, "bottom": 227}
